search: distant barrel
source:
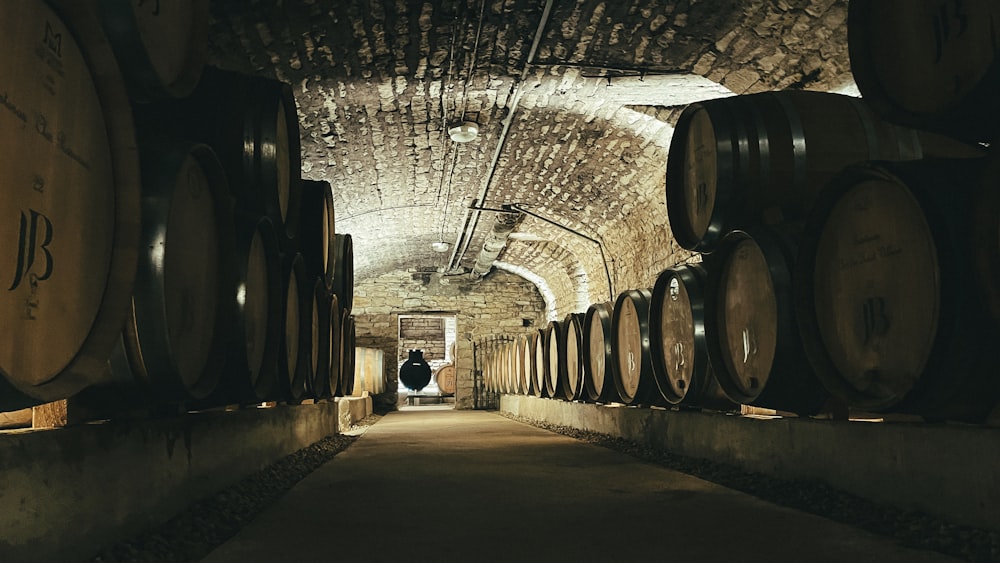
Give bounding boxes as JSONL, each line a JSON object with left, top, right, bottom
{"left": 611, "top": 289, "right": 656, "bottom": 405}
{"left": 583, "top": 302, "right": 620, "bottom": 403}
{"left": 559, "top": 313, "right": 586, "bottom": 401}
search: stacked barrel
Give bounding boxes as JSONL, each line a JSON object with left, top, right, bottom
{"left": 659, "top": 0, "right": 1000, "bottom": 422}
{"left": 482, "top": 0, "right": 1000, "bottom": 423}
{"left": 0, "top": 1, "right": 356, "bottom": 415}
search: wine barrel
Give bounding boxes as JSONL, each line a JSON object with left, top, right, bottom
{"left": 532, "top": 328, "right": 548, "bottom": 398}
{"left": 332, "top": 233, "right": 354, "bottom": 314}
{"left": 279, "top": 253, "right": 311, "bottom": 402}
{"left": 340, "top": 312, "right": 356, "bottom": 396}
{"left": 704, "top": 229, "right": 829, "bottom": 415}
{"left": 513, "top": 335, "right": 527, "bottom": 395}
{"left": 519, "top": 333, "right": 535, "bottom": 396}
{"left": 544, "top": 320, "right": 564, "bottom": 398}
{"left": 649, "top": 264, "right": 735, "bottom": 409}
{"left": 848, "top": 0, "right": 1000, "bottom": 143}
{"left": 611, "top": 289, "right": 657, "bottom": 405}
{"left": 218, "top": 214, "right": 282, "bottom": 404}
{"left": 306, "top": 281, "right": 322, "bottom": 399}
{"left": 311, "top": 279, "right": 333, "bottom": 399}
{"left": 437, "top": 364, "right": 457, "bottom": 395}
{"left": 665, "top": 90, "right": 982, "bottom": 252}
{"left": 299, "top": 179, "right": 337, "bottom": 288}
{"left": 96, "top": 0, "right": 209, "bottom": 101}
{"left": 146, "top": 67, "right": 302, "bottom": 247}
{"left": 583, "top": 302, "right": 620, "bottom": 403}
{"left": 324, "top": 293, "right": 342, "bottom": 397}
{"left": 559, "top": 313, "right": 586, "bottom": 401}
{"left": 0, "top": 1, "right": 140, "bottom": 409}
{"left": 796, "top": 159, "right": 1000, "bottom": 421}
{"left": 501, "top": 337, "right": 516, "bottom": 394}
{"left": 119, "top": 142, "right": 235, "bottom": 403}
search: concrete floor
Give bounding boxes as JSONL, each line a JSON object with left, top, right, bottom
{"left": 203, "top": 407, "right": 957, "bottom": 562}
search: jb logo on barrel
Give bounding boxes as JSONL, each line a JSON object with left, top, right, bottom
{"left": 9, "top": 209, "right": 54, "bottom": 292}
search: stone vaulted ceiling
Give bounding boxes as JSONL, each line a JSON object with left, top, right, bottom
{"left": 206, "top": 0, "right": 856, "bottom": 310}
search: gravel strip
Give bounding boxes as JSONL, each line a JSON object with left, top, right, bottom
{"left": 91, "top": 415, "right": 381, "bottom": 563}
{"left": 502, "top": 412, "right": 1000, "bottom": 563}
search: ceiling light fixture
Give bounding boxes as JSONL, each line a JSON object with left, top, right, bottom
{"left": 431, "top": 241, "right": 451, "bottom": 253}
{"left": 447, "top": 121, "right": 479, "bottom": 143}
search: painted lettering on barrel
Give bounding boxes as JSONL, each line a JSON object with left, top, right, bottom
{"left": 9, "top": 209, "right": 54, "bottom": 292}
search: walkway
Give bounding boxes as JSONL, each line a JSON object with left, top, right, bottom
{"left": 203, "top": 407, "right": 956, "bottom": 562}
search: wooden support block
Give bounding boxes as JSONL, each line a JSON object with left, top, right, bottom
{"left": 0, "top": 408, "right": 33, "bottom": 430}
{"left": 32, "top": 401, "right": 69, "bottom": 429}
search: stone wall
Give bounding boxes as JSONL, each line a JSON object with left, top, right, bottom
{"left": 352, "top": 269, "right": 547, "bottom": 409}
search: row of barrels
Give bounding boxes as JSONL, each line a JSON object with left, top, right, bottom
{"left": 0, "top": 1, "right": 358, "bottom": 413}
{"left": 483, "top": 194, "right": 999, "bottom": 424}
{"left": 654, "top": 0, "right": 1000, "bottom": 422}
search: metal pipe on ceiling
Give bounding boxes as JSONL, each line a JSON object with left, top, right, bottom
{"left": 445, "top": 0, "right": 555, "bottom": 272}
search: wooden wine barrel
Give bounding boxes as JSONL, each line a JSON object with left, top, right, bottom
{"left": 332, "top": 233, "right": 354, "bottom": 314}
{"left": 532, "top": 328, "right": 548, "bottom": 398}
{"left": 279, "top": 253, "right": 311, "bottom": 402}
{"left": 485, "top": 342, "right": 499, "bottom": 393}
{"left": 299, "top": 179, "right": 337, "bottom": 288}
{"left": 611, "top": 289, "right": 656, "bottom": 405}
{"left": 544, "top": 320, "right": 564, "bottom": 398}
{"left": 665, "top": 90, "right": 982, "bottom": 252}
{"left": 559, "top": 313, "right": 586, "bottom": 401}
{"left": 583, "top": 302, "right": 620, "bottom": 403}
{"left": 518, "top": 333, "right": 535, "bottom": 396}
{"left": 0, "top": 1, "right": 140, "bottom": 409}
{"left": 505, "top": 339, "right": 513, "bottom": 394}
{"left": 120, "top": 142, "right": 235, "bottom": 402}
{"left": 311, "top": 279, "right": 333, "bottom": 399}
{"left": 437, "top": 364, "right": 457, "bottom": 395}
{"left": 96, "top": 0, "right": 209, "bottom": 101}
{"left": 649, "top": 264, "right": 724, "bottom": 408}
{"left": 848, "top": 0, "right": 1000, "bottom": 143}
{"left": 704, "top": 229, "right": 829, "bottom": 415}
{"left": 147, "top": 67, "right": 302, "bottom": 246}
{"left": 218, "top": 214, "right": 282, "bottom": 404}
{"left": 339, "top": 312, "right": 356, "bottom": 397}
{"left": 325, "top": 293, "right": 342, "bottom": 397}
{"left": 796, "top": 159, "right": 1000, "bottom": 421}
{"left": 513, "top": 335, "right": 527, "bottom": 395}
{"left": 305, "top": 280, "right": 321, "bottom": 399}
